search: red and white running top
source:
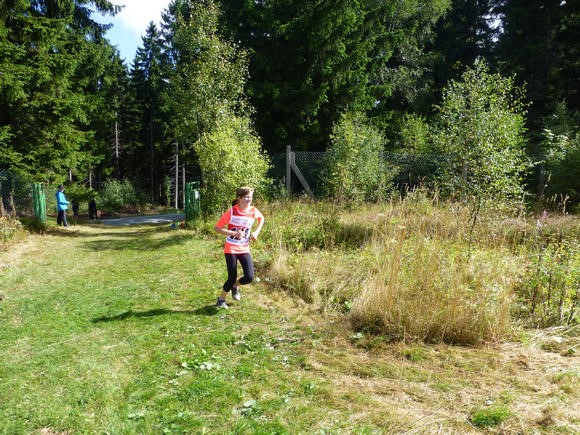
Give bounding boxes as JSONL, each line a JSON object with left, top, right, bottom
{"left": 216, "top": 205, "right": 264, "bottom": 254}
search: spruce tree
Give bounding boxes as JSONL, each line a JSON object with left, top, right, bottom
{"left": 0, "top": 0, "right": 122, "bottom": 183}
{"left": 128, "top": 22, "right": 172, "bottom": 201}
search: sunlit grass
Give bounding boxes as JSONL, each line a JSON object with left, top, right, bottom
{"left": 0, "top": 224, "right": 326, "bottom": 433}
{"left": 0, "top": 206, "right": 578, "bottom": 433}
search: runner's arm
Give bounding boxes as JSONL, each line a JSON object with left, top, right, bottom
{"left": 251, "top": 213, "right": 264, "bottom": 240}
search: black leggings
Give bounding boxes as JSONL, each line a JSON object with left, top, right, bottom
{"left": 223, "top": 253, "right": 254, "bottom": 292}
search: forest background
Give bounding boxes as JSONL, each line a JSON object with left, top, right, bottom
{"left": 0, "top": 0, "right": 578, "bottom": 212}
{"left": 1, "top": 2, "right": 579, "bottom": 431}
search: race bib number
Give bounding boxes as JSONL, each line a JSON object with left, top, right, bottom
{"left": 226, "top": 215, "right": 255, "bottom": 245}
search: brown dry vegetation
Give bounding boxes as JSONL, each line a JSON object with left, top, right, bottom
{"left": 254, "top": 196, "right": 579, "bottom": 432}
{"left": 255, "top": 289, "right": 579, "bottom": 433}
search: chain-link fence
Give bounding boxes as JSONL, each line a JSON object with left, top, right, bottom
{"left": 2, "top": 150, "right": 446, "bottom": 214}
{"left": 384, "top": 151, "right": 447, "bottom": 190}
{"left": 271, "top": 150, "right": 326, "bottom": 197}
{"left": 0, "top": 169, "right": 34, "bottom": 217}
{"left": 271, "top": 148, "right": 446, "bottom": 198}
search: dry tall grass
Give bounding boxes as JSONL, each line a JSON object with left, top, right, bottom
{"left": 349, "top": 232, "right": 520, "bottom": 343}
{"left": 261, "top": 193, "right": 577, "bottom": 345}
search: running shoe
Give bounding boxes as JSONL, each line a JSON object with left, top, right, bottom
{"left": 216, "top": 298, "right": 229, "bottom": 309}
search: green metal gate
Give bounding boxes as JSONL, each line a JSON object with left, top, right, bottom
{"left": 185, "top": 181, "right": 201, "bottom": 222}
{"left": 32, "top": 183, "right": 46, "bottom": 224}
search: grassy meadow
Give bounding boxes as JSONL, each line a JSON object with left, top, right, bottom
{"left": 0, "top": 196, "right": 578, "bottom": 433}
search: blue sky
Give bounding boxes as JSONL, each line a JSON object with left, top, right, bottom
{"left": 94, "top": 0, "right": 171, "bottom": 64}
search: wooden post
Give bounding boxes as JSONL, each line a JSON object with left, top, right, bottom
{"left": 182, "top": 164, "right": 185, "bottom": 210}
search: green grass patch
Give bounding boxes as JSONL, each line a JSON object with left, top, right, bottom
{"left": 470, "top": 404, "right": 512, "bottom": 428}
{"left": 0, "top": 224, "right": 324, "bottom": 433}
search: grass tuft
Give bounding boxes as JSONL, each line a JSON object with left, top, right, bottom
{"left": 470, "top": 404, "right": 511, "bottom": 428}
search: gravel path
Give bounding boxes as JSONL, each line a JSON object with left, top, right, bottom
{"left": 100, "top": 213, "right": 185, "bottom": 226}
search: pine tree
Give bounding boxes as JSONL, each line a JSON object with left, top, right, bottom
{"left": 0, "top": 0, "right": 122, "bottom": 183}
{"left": 492, "top": 0, "right": 579, "bottom": 196}
{"left": 127, "top": 22, "right": 172, "bottom": 200}
{"left": 494, "top": 0, "right": 579, "bottom": 124}
{"left": 428, "top": 0, "right": 498, "bottom": 108}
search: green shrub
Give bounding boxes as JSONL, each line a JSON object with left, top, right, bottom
{"left": 398, "top": 113, "right": 432, "bottom": 154}
{"left": 321, "top": 112, "right": 391, "bottom": 203}
{"left": 194, "top": 114, "right": 271, "bottom": 213}
{"left": 98, "top": 179, "right": 139, "bottom": 212}
{"left": 432, "top": 59, "right": 531, "bottom": 203}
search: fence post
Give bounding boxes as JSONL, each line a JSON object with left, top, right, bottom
{"left": 185, "top": 181, "right": 201, "bottom": 222}
{"left": 286, "top": 146, "right": 316, "bottom": 200}
{"left": 286, "top": 146, "right": 292, "bottom": 197}
{"left": 32, "top": 183, "right": 46, "bottom": 224}
{"left": 285, "top": 146, "right": 317, "bottom": 200}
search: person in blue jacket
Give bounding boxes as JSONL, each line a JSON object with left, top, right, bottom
{"left": 55, "top": 184, "right": 70, "bottom": 227}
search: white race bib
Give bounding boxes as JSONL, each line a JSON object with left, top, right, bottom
{"left": 226, "top": 212, "right": 255, "bottom": 245}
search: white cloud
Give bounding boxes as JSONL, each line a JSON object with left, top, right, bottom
{"left": 115, "top": 0, "right": 171, "bottom": 34}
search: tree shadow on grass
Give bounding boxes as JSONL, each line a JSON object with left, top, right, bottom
{"left": 85, "top": 234, "right": 189, "bottom": 252}
{"left": 92, "top": 306, "right": 220, "bottom": 323}
{"left": 48, "top": 225, "right": 190, "bottom": 251}
{"left": 50, "top": 224, "right": 167, "bottom": 237}
{"left": 84, "top": 227, "right": 190, "bottom": 251}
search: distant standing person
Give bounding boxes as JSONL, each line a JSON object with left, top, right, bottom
{"left": 88, "top": 198, "right": 97, "bottom": 221}
{"left": 72, "top": 200, "right": 79, "bottom": 224}
{"left": 55, "top": 185, "right": 70, "bottom": 227}
{"left": 214, "top": 187, "right": 264, "bottom": 309}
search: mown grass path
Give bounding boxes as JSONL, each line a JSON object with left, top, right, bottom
{"left": 0, "top": 224, "right": 326, "bottom": 433}
{"left": 1, "top": 223, "right": 578, "bottom": 433}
